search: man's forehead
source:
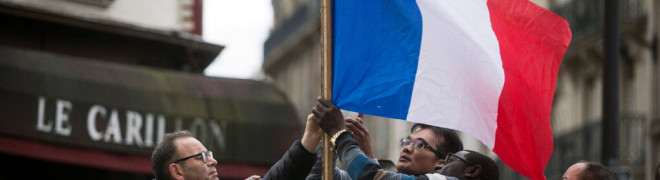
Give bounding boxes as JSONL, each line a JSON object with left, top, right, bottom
{"left": 174, "top": 137, "right": 206, "bottom": 152}
{"left": 409, "top": 128, "right": 439, "bottom": 145}
{"left": 454, "top": 151, "right": 469, "bottom": 157}
{"left": 568, "top": 163, "right": 587, "bottom": 170}
{"left": 571, "top": 163, "right": 587, "bottom": 172}
{"left": 174, "top": 136, "right": 195, "bottom": 144}
{"left": 562, "top": 163, "right": 587, "bottom": 179}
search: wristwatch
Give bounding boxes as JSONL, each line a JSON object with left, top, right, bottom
{"left": 330, "top": 129, "right": 348, "bottom": 151}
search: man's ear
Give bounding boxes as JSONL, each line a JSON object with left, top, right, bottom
{"left": 169, "top": 163, "right": 185, "bottom": 180}
{"left": 464, "top": 165, "right": 482, "bottom": 178}
{"left": 435, "top": 159, "right": 445, "bottom": 166}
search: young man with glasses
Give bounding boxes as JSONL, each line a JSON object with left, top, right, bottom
{"left": 307, "top": 99, "right": 463, "bottom": 180}
{"left": 151, "top": 130, "right": 219, "bottom": 180}
{"left": 397, "top": 123, "right": 463, "bottom": 175}
{"left": 312, "top": 97, "right": 501, "bottom": 180}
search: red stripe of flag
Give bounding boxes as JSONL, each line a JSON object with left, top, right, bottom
{"left": 488, "top": 0, "right": 571, "bottom": 179}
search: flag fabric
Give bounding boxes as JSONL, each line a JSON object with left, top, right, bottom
{"left": 331, "top": 0, "right": 571, "bottom": 179}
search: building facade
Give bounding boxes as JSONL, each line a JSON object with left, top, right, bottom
{"left": 540, "top": 0, "right": 659, "bottom": 179}
{"left": 264, "top": 0, "right": 660, "bottom": 179}
{"left": 2, "top": 0, "right": 203, "bottom": 35}
{"left": 0, "top": 0, "right": 301, "bottom": 179}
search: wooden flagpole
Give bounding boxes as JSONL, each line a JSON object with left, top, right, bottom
{"left": 320, "top": 0, "right": 333, "bottom": 179}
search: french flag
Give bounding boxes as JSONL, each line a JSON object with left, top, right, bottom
{"left": 331, "top": 0, "right": 571, "bottom": 179}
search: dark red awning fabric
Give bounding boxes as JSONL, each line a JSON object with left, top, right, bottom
{"left": 0, "top": 135, "right": 153, "bottom": 174}
{"left": 0, "top": 136, "right": 271, "bottom": 179}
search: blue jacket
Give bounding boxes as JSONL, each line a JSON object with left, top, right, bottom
{"left": 333, "top": 133, "right": 459, "bottom": 180}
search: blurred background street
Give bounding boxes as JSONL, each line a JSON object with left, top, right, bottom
{"left": 0, "top": 0, "right": 658, "bottom": 179}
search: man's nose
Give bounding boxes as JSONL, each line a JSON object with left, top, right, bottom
{"left": 401, "top": 143, "right": 413, "bottom": 153}
{"left": 207, "top": 155, "right": 218, "bottom": 166}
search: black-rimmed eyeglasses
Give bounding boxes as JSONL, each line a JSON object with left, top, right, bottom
{"left": 172, "top": 151, "right": 213, "bottom": 164}
{"left": 444, "top": 153, "right": 474, "bottom": 166}
{"left": 399, "top": 138, "right": 445, "bottom": 159}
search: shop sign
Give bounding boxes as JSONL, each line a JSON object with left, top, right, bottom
{"left": 0, "top": 91, "right": 226, "bottom": 155}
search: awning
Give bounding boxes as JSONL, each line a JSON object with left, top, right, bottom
{"left": 0, "top": 46, "right": 302, "bottom": 178}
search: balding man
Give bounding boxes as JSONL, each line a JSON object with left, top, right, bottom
{"left": 562, "top": 161, "right": 615, "bottom": 180}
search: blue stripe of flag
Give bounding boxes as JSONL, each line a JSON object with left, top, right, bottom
{"left": 332, "top": 0, "right": 423, "bottom": 119}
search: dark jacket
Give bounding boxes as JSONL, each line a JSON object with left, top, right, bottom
{"left": 306, "top": 143, "right": 352, "bottom": 180}
{"left": 261, "top": 140, "right": 317, "bottom": 180}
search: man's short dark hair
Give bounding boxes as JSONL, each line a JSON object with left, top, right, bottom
{"left": 152, "top": 130, "right": 193, "bottom": 180}
{"left": 411, "top": 123, "right": 463, "bottom": 159}
{"left": 464, "top": 150, "right": 499, "bottom": 180}
{"left": 580, "top": 161, "right": 615, "bottom": 180}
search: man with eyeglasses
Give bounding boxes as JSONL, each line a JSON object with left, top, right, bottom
{"left": 306, "top": 98, "right": 463, "bottom": 180}
{"left": 152, "top": 130, "right": 219, "bottom": 180}
{"left": 312, "top": 97, "right": 499, "bottom": 180}
{"left": 397, "top": 123, "right": 463, "bottom": 175}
